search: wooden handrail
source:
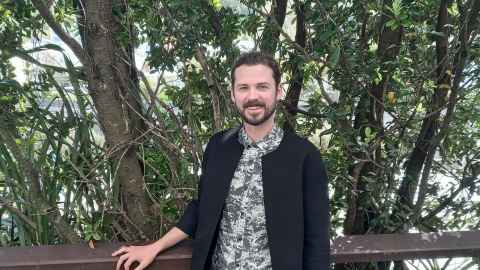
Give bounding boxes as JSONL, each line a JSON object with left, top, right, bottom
{"left": 1, "top": 231, "right": 480, "bottom": 269}
{"left": 332, "top": 230, "right": 480, "bottom": 263}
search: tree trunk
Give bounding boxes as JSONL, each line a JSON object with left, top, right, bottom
{"left": 260, "top": 0, "right": 288, "bottom": 54}
{"left": 337, "top": 1, "right": 403, "bottom": 269}
{"left": 396, "top": 0, "right": 480, "bottom": 228}
{"left": 397, "top": 0, "right": 451, "bottom": 214}
{"left": 391, "top": 0, "right": 480, "bottom": 267}
{"left": 80, "top": 0, "right": 154, "bottom": 240}
{"left": 32, "top": 0, "right": 157, "bottom": 240}
{"left": 283, "top": 2, "right": 306, "bottom": 131}
{"left": 342, "top": 0, "right": 403, "bottom": 235}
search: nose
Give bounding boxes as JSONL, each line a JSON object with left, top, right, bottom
{"left": 245, "top": 88, "right": 260, "bottom": 100}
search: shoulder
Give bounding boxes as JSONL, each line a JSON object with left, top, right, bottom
{"left": 209, "top": 126, "right": 240, "bottom": 143}
{"left": 282, "top": 129, "right": 319, "bottom": 156}
{"left": 213, "top": 126, "right": 241, "bottom": 142}
{"left": 205, "top": 125, "right": 241, "bottom": 151}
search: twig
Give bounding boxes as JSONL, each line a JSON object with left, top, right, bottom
{"left": 0, "top": 197, "right": 38, "bottom": 230}
{"left": 31, "top": 0, "right": 90, "bottom": 67}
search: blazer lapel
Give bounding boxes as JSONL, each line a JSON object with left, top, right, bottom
{"left": 262, "top": 130, "right": 304, "bottom": 270}
{"left": 204, "top": 127, "right": 243, "bottom": 233}
{"left": 194, "top": 128, "right": 244, "bottom": 270}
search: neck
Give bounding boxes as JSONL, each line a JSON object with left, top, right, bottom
{"left": 243, "top": 118, "right": 275, "bottom": 142}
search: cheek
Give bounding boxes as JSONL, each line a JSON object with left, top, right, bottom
{"left": 233, "top": 93, "right": 246, "bottom": 103}
{"left": 231, "top": 94, "right": 240, "bottom": 106}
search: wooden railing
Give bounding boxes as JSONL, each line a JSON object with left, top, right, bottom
{"left": 1, "top": 231, "right": 480, "bottom": 269}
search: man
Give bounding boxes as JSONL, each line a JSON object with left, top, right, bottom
{"left": 112, "top": 51, "right": 330, "bottom": 270}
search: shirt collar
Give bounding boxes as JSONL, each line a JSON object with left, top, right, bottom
{"left": 238, "top": 124, "right": 284, "bottom": 154}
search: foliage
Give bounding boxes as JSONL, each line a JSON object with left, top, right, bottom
{"left": 0, "top": 0, "right": 479, "bottom": 269}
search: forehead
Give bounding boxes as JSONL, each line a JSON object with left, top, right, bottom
{"left": 234, "top": 64, "right": 275, "bottom": 85}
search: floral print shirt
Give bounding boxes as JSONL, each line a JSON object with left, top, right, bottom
{"left": 211, "top": 125, "right": 284, "bottom": 270}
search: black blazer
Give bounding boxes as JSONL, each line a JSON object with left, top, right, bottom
{"left": 177, "top": 127, "right": 330, "bottom": 270}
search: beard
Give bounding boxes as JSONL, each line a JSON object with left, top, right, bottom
{"left": 237, "top": 99, "right": 277, "bottom": 126}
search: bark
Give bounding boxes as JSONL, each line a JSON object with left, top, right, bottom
{"left": 200, "top": 2, "right": 236, "bottom": 118}
{"left": 369, "top": 0, "right": 404, "bottom": 134}
{"left": 397, "top": 0, "right": 480, "bottom": 227}
{"left": 260, "top": 0, "right": 288, "bottom": 54}
{"left": 343, "top": 0, "right": 403, "bottom": 235}
{"left": 203, "top": 0, "right": 222, "bottom": 40}
{"left": 80, "top": 0, "right": 154, "bottom": 239}
{"left": 33, "top": 0, "right": 156, "bottom": 240}
{"left": 31, "top": 0, "right": 89, "bottom": 66}
{"left": 337, "top": 2, "right": 403, "bottom": 269}
{"left": 391, "top": 1, "right": 480, "bottom": 268}
{"left": 283, "top": 2, "right": 306, "bottom": 131}
{"left": 397, "top": 0, "right": 451, "bottom": 211}
{"left": 195, "top": 48, "right": 223, "bottom": 132}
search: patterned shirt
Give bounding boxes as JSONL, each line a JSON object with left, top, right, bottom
{"left": 211, "top": 125, "right": 284, "bottom": 270}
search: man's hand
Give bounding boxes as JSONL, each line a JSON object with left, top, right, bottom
{"left": 112, "top": 243, "right": 161, "bottom": 270}
{"left": 111, "top": 226, "right": 188, "bottom": 270}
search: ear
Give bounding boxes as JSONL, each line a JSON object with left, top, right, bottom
{"left": 276, "top": 85, "right": 284, "bottom": 101}
{"left": 230, "top": 88, "right": 235, "bottom": 104}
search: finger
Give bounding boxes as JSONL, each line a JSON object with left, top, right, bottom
{"left": 116, "top": 254, "right": 129, "bottom": 270}
{"left": 112, "top": 246, "right": 128, "bottom": 256}
{"left": 133, "top": 261, "right": 148, "bottom": 270}
{"left": 124, "top": 257, "right": 135, "bottom": 270}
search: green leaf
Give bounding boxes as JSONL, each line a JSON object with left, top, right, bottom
{"left": 211, "top": 0, "right": 222, "bottom": 11}
{"left": 365, "top": 127, "right": 372, "bottom": 138}
{"left": 391, "top": 0, "right": 403, "bottom": 17}
{"left": 386, "top": 20, "right": 396, "bottom": 28}
{"left": 328, "top": 46, "right": 340, "bottom": 68}
{"left": 0, "top": 79, "right": 21, "bottom": 89}
{"left": 24, "top": 43, "right": 64, "bottom": 53}
{"left": 429, "top": 31, "right": 446, "bottom": 38}
{"left": 11, "top": 48, "right": 68, "bottom": 73}
{"left": 92, "top": 232, "right": 102, "bottom": 241}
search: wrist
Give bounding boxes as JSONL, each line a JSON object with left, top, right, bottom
{"left": 151, "top": 240, "right": 165, "bottom": 254}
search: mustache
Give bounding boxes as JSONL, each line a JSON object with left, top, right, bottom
{"left": 243, "top": 100, "right": 265, "bottom": 108}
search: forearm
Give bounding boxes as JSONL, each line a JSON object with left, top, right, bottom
{"left": 151, "top": 226, "right": 189, "bottom": 253}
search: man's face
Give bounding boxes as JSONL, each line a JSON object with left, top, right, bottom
{"left": 231, "top": 64, "right": 281, "bottom": 126}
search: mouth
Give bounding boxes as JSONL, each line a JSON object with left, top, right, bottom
{"left": 246, "top": 106, "right": 264, "bottom": 112}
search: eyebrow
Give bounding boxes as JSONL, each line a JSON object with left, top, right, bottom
{"left": 235, "top": 82, "right": 271, "bottom": 87}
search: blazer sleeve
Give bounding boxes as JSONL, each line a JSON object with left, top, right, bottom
{"left": 175, "top": 137, "right": 214, "bottom": 238}
{"left": 303, "top": 149, "right": 330, "bottom": 270}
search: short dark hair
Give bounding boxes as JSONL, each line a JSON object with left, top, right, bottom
{"left": 230, "top": 51, "right": 281, "bottom": 88}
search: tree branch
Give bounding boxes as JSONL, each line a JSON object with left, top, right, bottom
{"left": 195, "top": 48, "right": 223, "bottom": 132}
{"left": 31, "top": 0, "right": 90, "bottom": 67}
{"left": 259, "top": 0, "right": 288, "bottom": 53}
{"left": 283, "top": 1, "right": 306, "bottom": 131}
{"left": 0, "top": 197, "right": 37, "bottom": 231}
{"left": 280, "top": 100, "right": 326, "bottom": 119}
{"left": 137, "top": 69, "right": 202, "bottom": 164}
